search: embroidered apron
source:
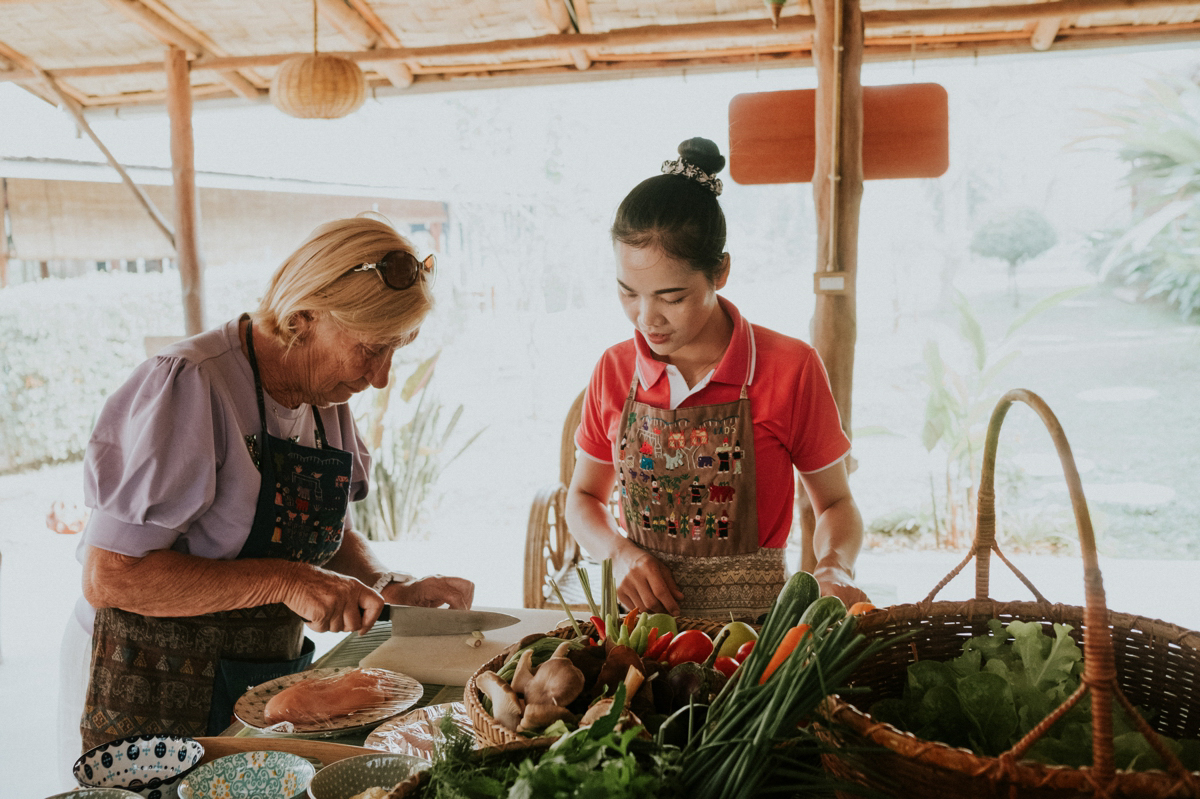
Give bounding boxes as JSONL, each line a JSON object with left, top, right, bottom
{"left": 617, "top": 367, "right": 785, "bottom": 622}
{"left": 82, "top": 319, "right": 353, "bottom": 750}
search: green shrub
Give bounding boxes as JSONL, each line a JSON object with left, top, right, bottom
{"left": 1084, "top": 75, "right": 1200, "bottom": 320}
{"left": 970, "top": 208, "right": 1058, "bottom": 306}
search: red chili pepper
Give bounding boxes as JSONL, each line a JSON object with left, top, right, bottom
{"left": 623, "top": 607, "right": 640, "bottom": 631}
{"left": 590, "top": 615, "right": 606, "bottom": 640}
{"left": 644, "top": 630, "right": 674, "bottom": 661}
{"left": 644, "top": 628, "right": 659, "bottom": 653}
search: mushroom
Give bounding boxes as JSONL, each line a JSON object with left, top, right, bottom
{"left": 518, "top": 703, "right": 577, "bottom": 733}
{"left": 579, "top": 696, "right": 615, "bottom": 727}
{"left": 475, "top": 671, "right": 525, "bottom": 731}
{"left": 511, "top": 648, "right": 536, "bottom": 695}
{"left": 523, "top": 647, "right": 586, "bottom": 707}
{"left": 578, "top": 696, "right": 644, "bottom": 733}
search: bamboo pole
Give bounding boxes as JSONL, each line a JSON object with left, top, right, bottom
{"left": 165, "top": 46, "right": 203, "bottom": 336}
{"left": 800, "top": 0, "right": 864, "bottom": 573}
{"left": 0, "top": 177, "right": 9, "bottom": 289}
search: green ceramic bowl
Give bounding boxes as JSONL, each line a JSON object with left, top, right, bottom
{"left": 46, "top": 790, "right": 144, "bottom": 799}
{"left": 178, "top": 751, "right": 315, "bottom": 799}
{"left": 306, "top": 753, "right": 428, "bottom": 799}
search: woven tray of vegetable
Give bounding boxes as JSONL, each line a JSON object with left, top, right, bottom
{"left": 817, "top": 388, "right": 1200, "bottom": 799}
{"left": 466, "top": 557, "right": 745, "bottom": 748}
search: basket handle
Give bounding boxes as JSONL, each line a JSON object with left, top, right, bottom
{"left": 926, "top": 389, "right": 1193, "bottom": 785}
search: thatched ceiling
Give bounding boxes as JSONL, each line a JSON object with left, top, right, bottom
{"left": 1, "top": 0, "right": 1198, "bottom": 112}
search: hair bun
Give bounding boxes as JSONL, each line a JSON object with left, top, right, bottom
{"left": 677, "top": 137, "right": 726, "bottom": 176}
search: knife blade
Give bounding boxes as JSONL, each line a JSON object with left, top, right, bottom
{"left": 379, "top": 605, "right": 521, "bottom": 637}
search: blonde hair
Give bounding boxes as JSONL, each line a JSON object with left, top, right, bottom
{"left": 252, "top": 217, "right": 433, "bottom": 348}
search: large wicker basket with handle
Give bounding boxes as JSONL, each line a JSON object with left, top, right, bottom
{"left": 818, "top": 389, "right": 1200, "bottom": 799}
{"left": 465, "top": 616, "right": 727, "bottom": 748}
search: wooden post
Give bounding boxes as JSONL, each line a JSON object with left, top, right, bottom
{"left": 165, "top": 46, "right": 204, "bottom": 336}
{"left": 0, "top": 177, "right": 9, "bottom": 289}
{"left": 799, "top": 0, "right": 865, "bottom": 573}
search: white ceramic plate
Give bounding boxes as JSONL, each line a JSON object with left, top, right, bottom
{"left": 234, "top": 667, "right": 422, "bottom": 739}
{"left": 363, "top": 702, "right": 475, "bottom": 760}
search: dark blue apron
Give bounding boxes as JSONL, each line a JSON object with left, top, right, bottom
{"left": 82, "top": 318, "right": 355, "bottom": 750}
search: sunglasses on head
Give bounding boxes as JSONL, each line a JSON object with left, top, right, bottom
{"left": 350, "top": 250, "right": 435, "bottom": 291}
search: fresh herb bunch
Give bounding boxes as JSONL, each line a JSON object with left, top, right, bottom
{"left": 423, "top": 685, "right": 683, "bottom": 799}
{"left": 682, "top": 600, "right": 894, "bottom": 799}
{"left": 870, "top": 618, "right": 1200, "bottom": 771}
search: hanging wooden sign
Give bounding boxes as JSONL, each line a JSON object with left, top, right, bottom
{"left": 728, "top": 83, "right": 949, "bottom": 184}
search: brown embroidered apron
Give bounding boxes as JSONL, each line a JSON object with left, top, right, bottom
{"left": 81, "top": 319, "right": 353, "bottom": 750}
{"left": 617, "top": 366, "right": 785, "bottom": 622}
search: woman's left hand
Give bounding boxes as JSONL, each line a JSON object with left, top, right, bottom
{"left": 384, "top": 575, "right": 475, "bottom": 610}
{"left": 812, "top": 562, "right": 869, "bottom": 607}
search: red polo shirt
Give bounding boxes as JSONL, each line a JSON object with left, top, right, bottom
{"left": 575, "top": 296, "right": 851, "bottom": 548}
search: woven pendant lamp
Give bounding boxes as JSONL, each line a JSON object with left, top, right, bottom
{"left": 270, "top": 0, "right": 366, "bottom": 119}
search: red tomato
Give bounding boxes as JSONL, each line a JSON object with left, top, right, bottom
{"left": 664, "top": 629, "right": 714, "bottom": 668}
{"left": 734, "top": 640, "right": 755, "bottom": 663}
{"left": 713, "top": 656, "right": 739, "bottom": 678}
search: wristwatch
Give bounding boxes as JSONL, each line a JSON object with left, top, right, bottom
{"left": 371, "top": 571, "right": 415, "bottom": 594}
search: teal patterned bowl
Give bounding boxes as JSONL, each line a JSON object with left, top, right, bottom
{"left": 46, "top": 790, "right": 144, "bottom": 799}
{"left": 178, "top": 751, "right": 315, "bottom": 799}
{"left": 306, "top": 752, "right": 427, "bottom": 799}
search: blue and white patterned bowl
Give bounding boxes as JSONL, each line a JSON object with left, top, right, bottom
{"left": 179, "top": 750, "right": 316, "bottom": 799}
{"left": 306, "top": 752, "right": 427, "bottom": 799}
{"left": 74, "top": 734, "right": 205, "bottom": 799}
{"left": 45, "top": 789, "right": 144, "bottom": 799}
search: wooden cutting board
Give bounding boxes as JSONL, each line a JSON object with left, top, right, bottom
{"left": 360, "top": 606, "right": 570, "bottom": 686}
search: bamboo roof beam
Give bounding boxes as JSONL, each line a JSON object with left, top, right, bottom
{"left": 137, "top": 0, "right": 269, "bottom": 89}
{"left": 1031, "top": 16, "right": 1065, "bottom": 50}
{"left": 4, "top": 0, "right": 1199, "bottom": 85}
{"left": 568, "top": 0, "right": 596, "bottom": 71}
{"left": 341, "top": 0, "right": 416, "bottom": 89}
{"left": 104, "top": 0, "right": 261, "bottom": 100}
{"left": 533, "top": 0, "right": 591, "bottom": 70}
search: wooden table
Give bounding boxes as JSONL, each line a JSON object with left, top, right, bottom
{"left": 213, "top": 620, "right": 464, "bottom": 767}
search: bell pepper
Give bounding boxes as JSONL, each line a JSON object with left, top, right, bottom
{"left": 644, "top": 630, "right": 674, "bottom": 661}
{"left": 590, "top": 615, "right": 607, "bottom": 640}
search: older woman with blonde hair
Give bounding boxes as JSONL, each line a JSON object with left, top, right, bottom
{"left": 61, "top": 216, "right": 473, "bottom": 757}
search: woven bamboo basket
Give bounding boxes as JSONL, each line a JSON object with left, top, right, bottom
{"left": 465, "top": 617, "right": 727, "bottom": 747}
{"left": 818, "top": 389, "right": 1200, "bottom": 799}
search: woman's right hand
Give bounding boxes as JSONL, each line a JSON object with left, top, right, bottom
{"left": 281, "top": 567, "right": 386, "bottom": 635}
{"left": 613, "top": 543, "right": 684, "bottom": 616}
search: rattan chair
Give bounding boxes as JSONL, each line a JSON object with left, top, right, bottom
{"left": 523, "top": 389, "right": 618, "bottom": 610}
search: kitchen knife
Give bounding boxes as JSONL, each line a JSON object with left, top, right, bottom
{"left": 379, "top": 605, "right": 521, "bottom": 637}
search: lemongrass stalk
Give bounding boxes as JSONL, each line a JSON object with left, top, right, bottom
{"left": 547, "top": 578, "right": 585, "bottom": 638}
{"left": 576, "top": 568, "right": 601, "bottom": 619}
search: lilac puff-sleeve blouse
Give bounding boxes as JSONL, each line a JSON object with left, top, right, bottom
{"left": 75, "top": 318, "right": 371, "bottom": 632}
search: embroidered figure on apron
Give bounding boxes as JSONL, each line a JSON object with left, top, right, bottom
{"left": 616, "top": 362, "right": 786, "bottom": 622}
{"left": 82, "top": 318, "right": 354, "bottom": 749}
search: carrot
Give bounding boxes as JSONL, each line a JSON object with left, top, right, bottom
{"left": 758, "top": 624, "right": 811, "bottom": 684}
{"left": 847, "top": 602, "right": 877, "bottom": 616}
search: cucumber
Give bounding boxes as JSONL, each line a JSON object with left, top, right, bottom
{"left": 798, "top": 595, "right": 847, "bottom": 630}
{"left": 742, "top": 571, "right": 822, "bottom": 684}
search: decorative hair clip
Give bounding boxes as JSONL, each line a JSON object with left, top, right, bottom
{"left": 661, "top": 158, "right": 723, "bottom": 196}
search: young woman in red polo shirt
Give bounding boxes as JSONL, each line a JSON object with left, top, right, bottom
{"left": 566, "top": 137, "right": 868, "bottom": 622}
